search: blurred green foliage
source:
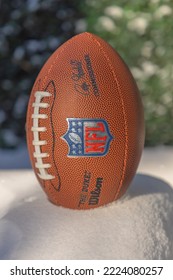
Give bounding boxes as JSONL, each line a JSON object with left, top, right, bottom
{"left": 84, "top": 0, "right": 173, "bottom": 146}
{"left": 0, "top": 0, "right": 172, "bottom": 149}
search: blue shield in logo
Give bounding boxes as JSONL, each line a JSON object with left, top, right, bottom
{"left": 62, "top": 118, "right": 113, "bottom": 157}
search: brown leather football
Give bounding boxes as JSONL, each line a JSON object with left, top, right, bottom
{"left": 26, "top": 32, "right": 145, "bottom": 209}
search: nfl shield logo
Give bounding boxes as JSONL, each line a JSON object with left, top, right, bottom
{"left": 62, "top": 118, "right": 113, "bottom": 157}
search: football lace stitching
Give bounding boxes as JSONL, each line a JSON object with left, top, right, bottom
{"left": 32, "top": 91, "right": 55, "bottom": 180}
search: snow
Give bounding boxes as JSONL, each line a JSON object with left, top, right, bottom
{"left": 0, "top": 146, "right": 173, "bottom": 260}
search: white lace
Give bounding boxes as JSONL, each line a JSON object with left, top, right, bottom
{"left": 32, "top": 91, "right": 55, "bottom": 180}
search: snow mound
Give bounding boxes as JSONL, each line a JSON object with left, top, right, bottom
{"left": 0, "top": 146, "right": 173, "bottom": 259}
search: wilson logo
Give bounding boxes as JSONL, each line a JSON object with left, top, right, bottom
{"left": 62, "top": 118, "right": 113, "bottom": 157}
{"left": 89, "top": 177, "right": 103, "bottom": 205}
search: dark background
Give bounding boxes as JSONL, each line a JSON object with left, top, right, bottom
{"left": 0, "top": 0, "right": 84, "bottom": 149}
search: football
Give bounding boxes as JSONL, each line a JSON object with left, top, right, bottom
{"left": 26, "top": 32, "right": 145, "bottom": 209}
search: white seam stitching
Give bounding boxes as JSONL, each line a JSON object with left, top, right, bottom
{"left": 32, "top": 91, "right": 55, "bottom": 180}
{"left": 33, "top": 152, "right": 48, "bottom": 158}
{"left": 32, "top": 113, "right": 48, "bottom": 119}
{"left": 31, "top": 127, "right": 47, "bottom": 132}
